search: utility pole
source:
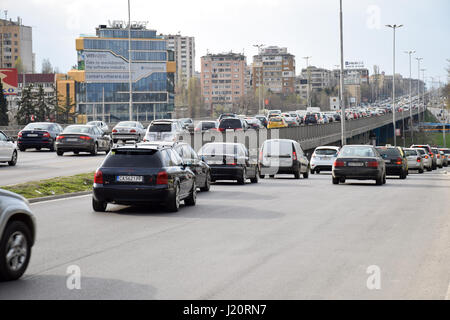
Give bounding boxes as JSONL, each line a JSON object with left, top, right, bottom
{"left": 253, "top": 44, "right": 265, "bottom": 114}
{"left": 405, "top": 50, "right": 415, "bottom": 145}
{"left": 303, "top": 56, "right": 312, "bottom": 109}
{"left": 386, "top": 24, "right": 403, "bottom": 146}
{"left": 339, "top": 0, "right": 346, "bottom": 146}
{"left": 415, "top": 57, "right": 423, "bottom": 124}
{"left": 128, "top": 0, "right": 133, "bottom": 121}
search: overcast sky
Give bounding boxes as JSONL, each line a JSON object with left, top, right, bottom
{"left": 2, "top": 0, "right": 449, "bottom": 86}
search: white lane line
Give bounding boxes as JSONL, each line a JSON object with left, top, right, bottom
{"left": 445, "top": 282, "right": 450, "bottom": 300}
{"left": 29, "top": 194, "right": 91, "bottom": 205}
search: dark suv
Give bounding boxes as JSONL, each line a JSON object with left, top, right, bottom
{"left": 304, "top": 113, "right": 319, "bottom": 125}
{"left": 92, "top": 145, "right": 197, "bottom": 212}
{"left": 375, "top": 146, "right": 408, "bottom": 179}
{"left": 218, "top": 118, "right": 248, "bottom": 132}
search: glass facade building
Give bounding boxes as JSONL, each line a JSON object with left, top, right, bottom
{"left": 75, "top": 25, "right": 175, "bottom": 122}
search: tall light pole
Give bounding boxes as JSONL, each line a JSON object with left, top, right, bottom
{"left": 128, "top": 0, "right": 133, "bottom": 121}
{"left": 253, "top": 44, "right": 265, "bottom": 114}
{"left": 386, "top": 24, "right": 403, "bottom": 146}
{"left": 415, "top": 57, "right": 423, "bottom": 124}
{"left": 421, "top": 69, "right": 426, "bottom": 114}
{"left": 303, "top": 56, "right": 312, "bottom": 109}
{"left": 339, "top": 0, "right": 346, "bottom": 146}
{"left": 405, "top": 50, "right": 415, "bottom": 144}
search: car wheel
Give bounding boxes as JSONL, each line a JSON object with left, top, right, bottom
{"left": 166, "top": 183, "right": 180, "bottom": 212}
{"left": 303, "top": 169, "right": 309, "bottom": 179}
{"left": 8, "top": 151, "right": 17, "bottom": 166}
{"left": 49, "top": 141, "right": 55, "bottom": 152}
{"left": 237, "top": 169, "right": 246, "bottom": 185}
{"left": 250, "top": 168, "right": 259, "bottom": 183}
{"left": 185, "top": 182, "right": 197, "bottom": 206}
{"left": 426, "top": 167, "right": 432, "bottom": 172}
{"left": 56, "top": 151, "right": 64, "bottom": 156}
{"left": 36, "top": 147, "right": 41, "bottom": 151}
{"left": 0, "top": 221, "right": 32, "bottom": 281}
{"left": 269, "top": 175, "right": 275, "bottom": 178}
{"left": 294, "top": 167, "right": 301, "bottom": 179}
{"left": 376, "top": 175, "right": 383, "bottom": 185}
{"left": 383, "top": 173, "right": 387, "bottom": 184}
{"left": 92, "top": 198, "right": 107, "bottom": 212}
{"left": 91, "top": 143, "right": 98, "bottom": 156}
{"left": 310, "top": 170, "right": 315, "bottom": 174}
{"left": 19, "top": 147, "right": 26, "bottom": 152}
{"left": 73, "top": 151, "right": 79, "bottom": 155}
{"left": 113, "top": 139, "right": 118, "bottom": 144}
{"left": 259, "top": 173, "right": 265, "bottom": 179}
{"left": 332, "top": 177, "right": 340, "bottom": 185}
{"left": 419, "top": 168, "right": 424, "bottom": 174}
{"left": 200, "top": 173, "right": 211, "bottom": 192}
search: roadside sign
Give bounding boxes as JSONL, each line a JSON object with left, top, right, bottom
{"left": 0, "top": 68, "right": 18, "bottom": 95}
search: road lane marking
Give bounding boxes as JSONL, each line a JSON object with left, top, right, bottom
{"left": 29, "top": 194, "right": 91, "bottom": 205}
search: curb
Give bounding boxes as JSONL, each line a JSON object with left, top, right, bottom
{"left": 28, "top": 190, "right": 92, "bottom": 204}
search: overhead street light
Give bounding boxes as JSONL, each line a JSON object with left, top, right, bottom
{"left": 405, "top": 50, "right": 415, "bottom": 144}
{"left": 338, "top": 0, "right": 346, "bottom": 146}
{"left": 302, "top": 56, "right": 312, "bottom": 110}
{"left": 253, "top": 44, "right": 265, "bottom": 114}
{"left": 386, "top": 24, "right": 403, "bottom": 146}
{"left": 415, "top": 57, "right": 423, "bottom": 124}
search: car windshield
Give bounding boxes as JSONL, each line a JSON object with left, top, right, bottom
{"left": 103, "top": 149, "right": 162, "bottom": 168}
{"left": 263, "top": 141, "right": 292, "bottom": 157}
{"left": 63, "top": 126, "right": 92, "bottom": 134}
{"left": 315, "top": 149, "right": 338, "bottom": 156}
{"left": 149, "top": 124, "right": 172, "bottom": 132}
{"left": 199, "top": 143, "right": 243, "bottom": 156}
{"left": 376, "top": 148, "right": 400, "bottom": 157}
{"left": 23, "top": 123, "right": 52, "bottom": 130}
{"left": 117, "top": 122, "right": 136, "bottom": 127}
{"left": 340, "top": 146, "right": 376, "bottom": 157}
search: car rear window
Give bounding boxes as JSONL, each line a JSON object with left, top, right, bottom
{"left": 117, "top": 122, "right": 136, "bottom": 127}
{"left": 315, "top": 149, "right": 338, "bottom": 156}
{"left": 340, "top": 146, "right": 376, "bottom": 157}
{"left": 416, "top": 149, "right": 426, "bottom": 155}
{"left": 23, "top": 123, "right": 52, "bottom": 130}
{"left": 219, "top": 119, "right": 242, "bottom": 129}
{"left": 102, "top": 149, "right": 162, "bottom": 168}
{"left": 376, "top": 148, "right": 400, "bottom": 157}
{"left": 201, "top": 122, "right": 216, "bottom": 129}
{"left": 412, "top": 145, "right": 430, "bottom": 153}
{"left": 149, "top": 123, "right": 172, "bottom": 132}
{"left": 263, "top": 141, "right": 292, "bottom": 157}
{"left": 199, "top": 143, "right": 244, "bottom": 157}
{"left": 63, "top": 126, "right": 92, "bottom": 134}
{"left": 405, "top": 150, "right": 418, "bottom": 157}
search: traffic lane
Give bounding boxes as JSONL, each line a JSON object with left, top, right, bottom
{"left": 0, "top": 170, "right": 449, "bottom": 299}
{"left": 0, "top": 149, "right": 106, "bottom": 186}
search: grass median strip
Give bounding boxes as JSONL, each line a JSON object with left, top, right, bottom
{"left": 2, "top": 172, "right": 95, "bottom": 199}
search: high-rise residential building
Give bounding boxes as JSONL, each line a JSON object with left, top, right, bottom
{"left": 164, "top": 34, "right": 195, "bottom": 89}
{"left": 295, "top": 75, "right": 309, "bottom": 101}
{"left": 301, "top": 66, "right": 333, "bottom": 91}
{"left": 201, "top": 52, "right": 247, "bottom": 111}
{"left": 0, "top": 17, "right": 34, "bottom": 73}
{"left": 252, "top": 46, "right": 295, "bottom": 95}
{"left": 75, "top": 23, "right": 175, "bottom": 122}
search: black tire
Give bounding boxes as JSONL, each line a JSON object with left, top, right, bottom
{"left": 56, "top": 150, "right": 64, "bottom": 156}
{"left": 259, "top": 173, "right": 265, "bottom": 179}
{"left": 250, "top": 168, "right": 259, "bottom": 183}
{"left": 0, "top": 221, "right": 32, "bottom": 281}
{"left": 310, "top": 170, "right": 315, "bottom": 175}
{"left": 73, "top": 151, "right": 79, "bottom": 155}
{"left": 200, "top": 172, "right": 211, "bottom": 192}
{"left": 8, "top": 151, "right": 17, "bottom": 166}
{"left": 294, "top": 168, "right": 301, "bottom": 179}
{"left": 376, "top": 176, "right": 383, "bottom": 185}
{"left": 92, "top": 198, "right": 107, "bottom": 212}
{"left": 49, "top": 141, "right": 55, "bottom": 152}
{"left": 90, "top": 143, "right": 98, "bottom": 156}
{"left": 316, "top": 170, "right": 321, "bottom": 174}
{"left": 269, "top": 175, "right": 275, "bottom": 178}
{"left": 185, "top": 182, "right": 197, "bottom": 206}
{"left": 237, "top": 169, "right": 246, "bottom": 185}
{"left": 19, "top": 147, "right": 26, "bottom": 152}
{"left": 383, "top": 173, "right": 387, "bottom": 184}
{"left": 166, "top": 183, "right": 180, "bottom": 212}
{"left": 426, "top": 167, "right": 432, "bottom": 172}
{"left": 419, "top": 168, "right": 424, "bottom": 174}
{"left": 332, "top": 177, "right": 339, "bottom": 185}
{"left": 400, "top": 170, "right": 407, "bottom": 179}
{"left": 113, "top": 139, "right": 118, "bottom": 144}
{"left": 36, "top": 147, "right": 41, "bottom": 151}
{"left": 303, "top": 169, "right": 309, "bottom": 179}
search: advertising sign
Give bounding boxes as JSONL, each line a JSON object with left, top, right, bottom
{"left": 345, "top": 61, "right": 365, "bottom": 69}
{"left": 80, "top": 51, "right": 167, "bottom": 83}
{"left": 330, "top": 97, "right": 340, "bottom": 110}
{"left": 0, "top": 68, "right": 18, "bottom": 95}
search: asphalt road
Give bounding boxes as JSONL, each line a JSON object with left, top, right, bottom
{"left": 0, "top": 149, "right": 106, "bottom": 186}
{"left": 0, "top": 169, "right": 449, "bottom": 299}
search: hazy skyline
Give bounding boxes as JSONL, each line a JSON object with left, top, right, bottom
{"left": 2, "top": 0, "right": 449, "bottom": 86}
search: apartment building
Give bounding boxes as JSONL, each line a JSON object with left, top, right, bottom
{"left": 252, "top": 46, "right": 295, "bottom": 95}
{"left": 301, "top": 66, "right": 333, "bottom": 91}
{"left": 0, "top": 17, "right": 34, "bottom": 73}
{"left": 201, "top": 52, "right": 246, "bottom": 111}
{"left": 164, "top": 34, "right": 195, "bottom": 89}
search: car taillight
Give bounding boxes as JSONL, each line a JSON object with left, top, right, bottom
{"left": 430, "top": 153, "right": 434, "bottom": 158}
{"left": 43, "top": 132, "right": 50, "bottom": 138}
{"left": 18, "top": 132, "right": 22, "bottom": 138}
{"left": 417, "top": 157, "right": 421, "bottom": 162}
{"left": 396, "top": 157, "right": 402, "bottom": 165}
{"left": 367, "top": 161, "right": 378, "bottom": 168}
{"left": 56, "top": 135, "right": 64, "bottom": 140}
{"left": 130, "top": 129, "right": 136, "bottom": 133}
{"left": 436, "top": 154, "right": 440, "bottom": 159}
{"left": 112, "top": 129, "right": 117, "bottom": 133}
{"left": 80, "top": 136, "right": 92, "bottom": 140}
{"left": 259, "top": 150, "right": 263, "bottom": 162}
{"left": 292, "top": 151, "right": 298, "bottom": 161}
{"left": 94, "top": 170, "right": 103, "bottom": 184}
{"left": 424, "top": 155, "right": 429, "bottom": 159}
{"left": 218, "top": 128, "right": 225, "bottom": 132}
{"left": 156, "top": 171, "right": 168, "bottom": 185}
{"left": 334, "top": 160, "right": 345, "bottom": 167}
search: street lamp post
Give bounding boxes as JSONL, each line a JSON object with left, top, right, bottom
{"left": 302, "top": 56, "right": 312, "bottom": 109}
{"left": 415, "top": 57, "right": 423, "bottom": 125}
{"left": 128, "top": 0, "right": 133, "bottom": 121}
{"left": 339, "top": 0, "right": 346, "bottom": 146}
{"left": 253, "top": 44, "right": 265, "bottom": 114}
{"left": 386, "top": 24, "right": 403, "bottom": 146}
{"left": 405, "top": 50, "right": 415, "bottom": 144}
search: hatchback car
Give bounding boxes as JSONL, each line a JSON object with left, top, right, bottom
{"left": 403, "top": 148, "right": 424, "bottom": 173}
{"left": 332, "top": 145, "right": 386, "bottom": 185}
{"left": 375, "top": 146, "right": 408, "bottom": 179}
{"left": 92, "top": 145, "right": 197, "bottom": 212}
{"left": 411, "top": 145, "right": 436, "bottom": 170}
{"left": 310, "top": 146, "right": 340, "bottom": 174}
{"left": 17, "top": 122, "right": 63, "bottom": 152}
{"left": 304, "top": 113, "right": 319, "bottom": 125}
{"left": 143, "top": 119, "right": 186, "bottom": 142}
{"left": 56, "top": 125, "right": 112, "bottom": 156}
{"left": 111, "top": 121, "right": 146, "bottom": 143}
{"left": 431, "top": 148, "right": 444, "bottom": 168}
{"left": 414, "top": 148, "right": 432, "bottom": 171}
{"left": 440, "top": 148, "right": 450, "bottom": 167}
{"left": 267, "top": 117, "right": 288, "bottom": 129}
{"left": 258, "top": 139, "right": 309, "bottom": 179}
{"left": 198, "top": 143, "right": 259, "bottom": 184}
{"left": 0, "top": 130, "right": 18, "bottom": 166}
{"left": 0, "top": 189, "right": 36, "bottom": 281}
